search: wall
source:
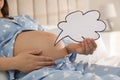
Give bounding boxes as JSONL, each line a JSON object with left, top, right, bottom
{"left": 89, "top": 0, "right": 120, "bottom": 31}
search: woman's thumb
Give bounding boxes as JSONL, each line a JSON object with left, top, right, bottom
{"left": 30, "top": 49, "right": 42, "bottom": 55}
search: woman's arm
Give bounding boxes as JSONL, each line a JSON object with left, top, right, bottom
{"left": 0, "top": 57, "right": 16, "bottom": 71}
{"left": 66, "top": 38, "right": 97, "bottom": 55}
{"left": 0, "top": 50, "right": 55, "bottom": 72}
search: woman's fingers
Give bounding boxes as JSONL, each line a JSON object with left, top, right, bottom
{"left": 84, "top": 39, "right": 91, "bottom": 54}
{"left": 34, "top": 55, "right": 54, "bottom": 62}
{"left": 81, "top": 41, "right": 85, "bottom": 53}
{"left": 29, "top": 49, "right": 43, "bottom": 55}
{"left": 86, "top": 39, "right": 94, "bottom": 54}
{"left": 37, "top": 61, "right": 55, "bottom": 66}
{"left": 28, "top": 49, "right": 54, "bottom": 61}
{"left": 91, "top": 39, "right": 97, "bottom": 50}
{"left": 83, "top": 38, "right": 97, "bottom": 54}
{"left": 34, "top": 60, "right": 55, "bottom": 70}
{"left": 35, "top": 56, "right": 55, "bottom": 67}
{"left": 87, "top": 39, "right": 97, "bottom": 51}
{"left": 28, "top": 56, "right": 55, "bottom": 71}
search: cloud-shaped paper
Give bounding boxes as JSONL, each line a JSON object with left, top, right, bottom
{"left": 54, "top": 10, "right": 106, "bottom": 46}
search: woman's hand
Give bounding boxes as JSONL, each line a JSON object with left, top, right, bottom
{"left": 13, "top": 50, "right": 55, "bottom": 73}
{"left": 66, "top": 38, "right": 97, "bottom": 55}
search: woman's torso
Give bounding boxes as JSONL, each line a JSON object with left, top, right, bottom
{"left": 0, "top": 15, "right": 67, "bottom": 59}
{"left": 14, "top": 31, "right": 67, "bottom": 59}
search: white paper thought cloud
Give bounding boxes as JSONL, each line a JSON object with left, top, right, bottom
{"left": 54, "top": 10, "right": 106, "bottom": 46}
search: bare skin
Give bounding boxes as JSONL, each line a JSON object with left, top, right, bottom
{"left": 0, "top": 50, "right": 55, "bottom": 72}
{"left": 14, "top": 30, "right": 97, "bottom": 60}
{"left": 13, "top": 50, "right": 55, "bottom": 72}
{"left": 14, "top": 31, "right": 68, "bottom": 60}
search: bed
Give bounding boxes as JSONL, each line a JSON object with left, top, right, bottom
{"left": 0, "top": 0, "right": 120, "bottom": 80}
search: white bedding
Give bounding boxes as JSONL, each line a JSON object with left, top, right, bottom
{"left": 0, "top": 72, "right": 8, "bottom": 80}
{"left": 0, "top": 56, "right": 119, "bottom": 80}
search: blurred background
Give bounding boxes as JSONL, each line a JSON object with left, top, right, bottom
{"left": 8, "top": 0, "right": 120, "bottom": 30}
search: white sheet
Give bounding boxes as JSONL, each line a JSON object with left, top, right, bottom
{"left": 96, "top": 56, "right": 120, "bottom": 67}
{"left": 0, "top": 72, "right": 8, "bottom": 80}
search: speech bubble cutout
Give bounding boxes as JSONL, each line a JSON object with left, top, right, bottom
{"left": 54, "top": 10, "right": 106, "bottom": 46}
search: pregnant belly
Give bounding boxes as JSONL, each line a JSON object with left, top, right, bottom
{"left": 14, "top": 31, "right": 67, "bottom": 59}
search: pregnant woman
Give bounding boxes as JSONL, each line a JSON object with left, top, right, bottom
{"left": 0, "top": 0, "right": 99, "bottom": 80}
